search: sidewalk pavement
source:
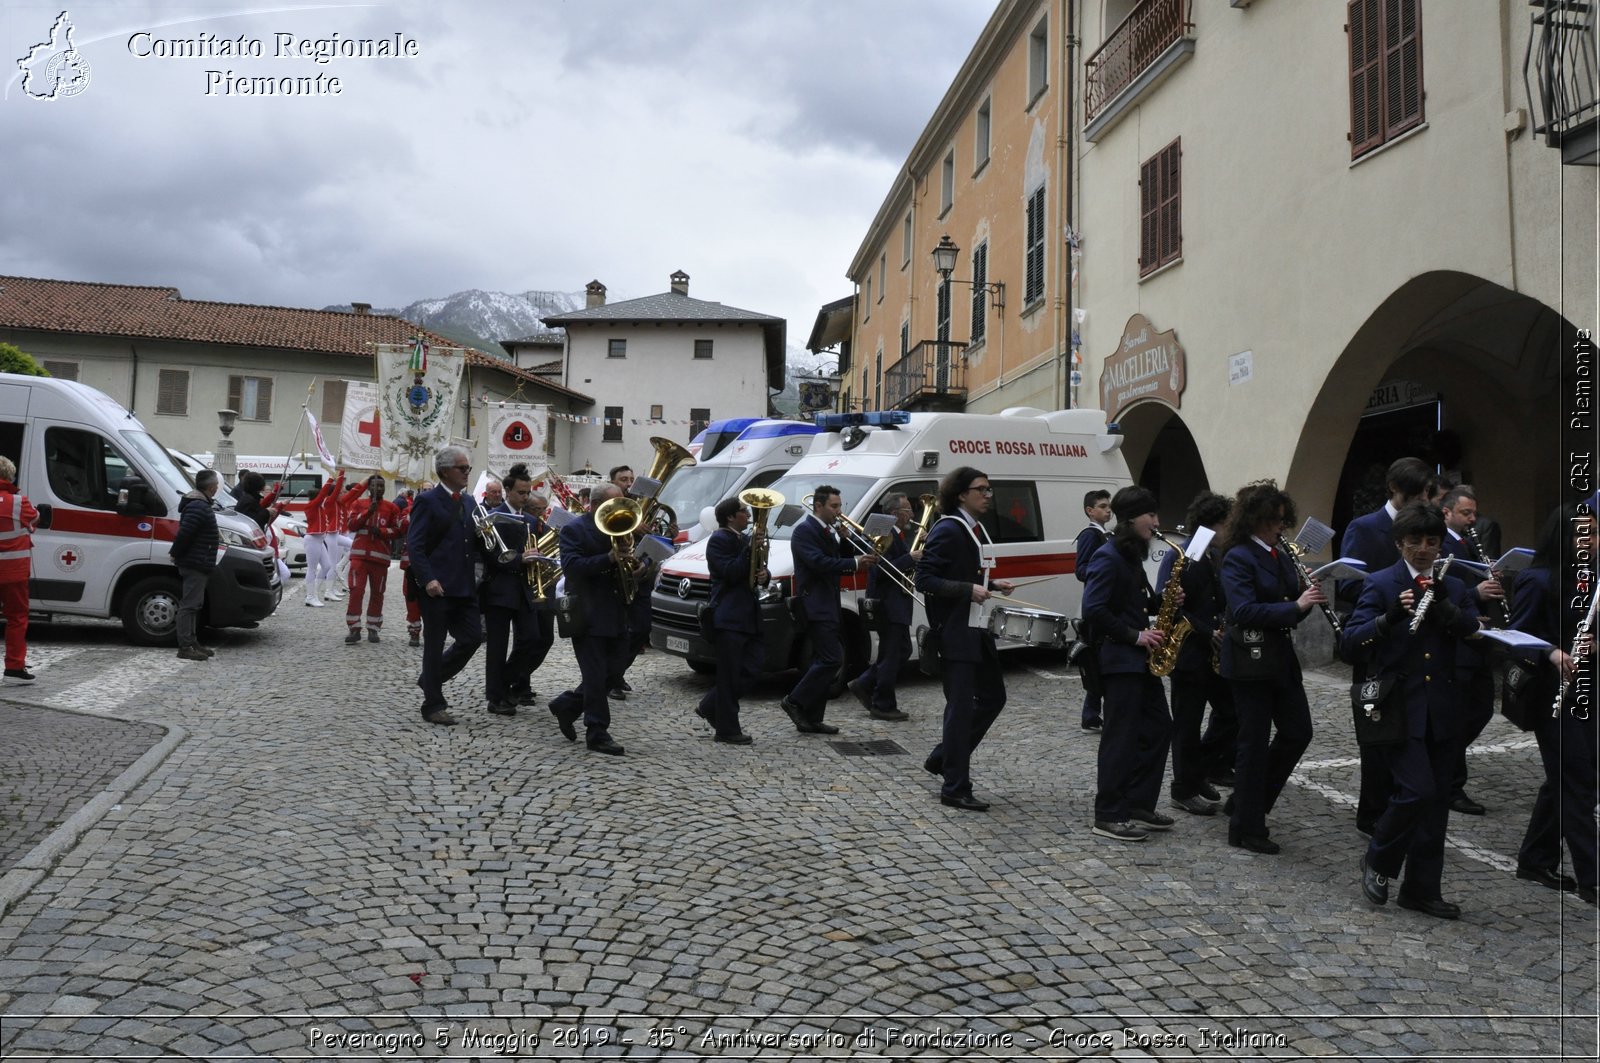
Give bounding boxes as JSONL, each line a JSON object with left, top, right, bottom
{"left": 0, "top": 581, "right": 1594, "bottom": 1060}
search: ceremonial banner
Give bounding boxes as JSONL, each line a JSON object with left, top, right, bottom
{"left": 303, "top": 408, "right": 337, "bottom": 470}
{"left": 486, "top": 402, "right": 549, "bottom": 480}
{"left": 338, "top": 380, "right": 382, "bottom": 471}
{"left": 376, "top": 340, "right": 466, "bottom": 484}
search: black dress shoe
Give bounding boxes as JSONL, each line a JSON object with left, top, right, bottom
{"left": 714, "top": 732, "right": 754, "bottom": 745}
{"left": 488, "top": 700, "right": 517, "bottom": 717}
{"left": 1450, "top": 793, "right": 1486, "bottom": 816}
{"left": 1361, "top": 855, "right": 1389, "bottom": 906}
{"left": 608, "top": 687, "right": 628, "bottom": 701}
{"left": 1397, "top": 893, "right": 1461, "bottom": 920}
{"left": 549, "top": 705, "right": 578, "bottom": 742}
{"left": 1197, "top": 782, "right": 1222, "bottom": 802}
{"left": 846, "top": 678, "right": 872, "bottom": 712}
{"left": 779, "top": 696, "right": 805, "bottom": 730}
{"left": 694, "top": 701, "right": 713, "bottom": 722}
{"left": 1516, "top": 864, "right": 1579, "bottom": 892}
{"left": 809, "top": 721, "right": 840, "bottom": 735}
{"left": 1081, "top": 719, "right": 1102, "bottom": 733}
{"left": 869, "top": 708, "right": 910, "bottom": 721}
{"left": 941, "top": 794, "right": 990, "bottom": 812}
{"left": 923, "top": 754, "right": 944, "bottom": 777}
{"left": 423, "top": 707, "right": 458, "bottom": 726}
{"left": 587, "top": 735, "right": 626, "bottom": 755}
{"left": 1228, "top": 832, "right": 1280, "bottom": 855}
{"left": 512, "top": 690, "right": 538, "bottom": 706}
{"left": 1207, "top": 769, "right": 1236, "bottom": 788}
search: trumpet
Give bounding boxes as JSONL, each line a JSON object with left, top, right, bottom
{"left": 741, "top": 487, "right": 784, "bottom": 589}
{"left": 1408, "top": 556, "right": 1454, "bottom": 633}
{"left": 907, "top": 493, "right": 939, "bottom": 554}
{"left": 472, "top": 506, "right": 517, "bottom": 563}
{"left": 594, "top": 495, "right": 646, "bottom": 604}
{"left": 1277, "top": 533, "right": 1342, "bottom": 636}
{"left": 835, "top": 512, "right": 923, "bottom": 605}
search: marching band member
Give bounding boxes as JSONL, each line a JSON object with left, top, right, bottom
{"left": 846, "top": 493, "right": 916, "bottom": 722}
{"left": 607, "top": 464, "right": 652, "bottom": 702}
{"left": 479, "top": 466, "right": 544, "bottom": 716}
{"left": 694, "top": 495, "right": 767, "bottom": 745}
{"left": 301, "top": 469, "right": 344, "bottom": 607}
{"left": 1218, "top": 480, "right": 1323, "bottom": 855}
{"left": 1439, "top": 484, "right": 1503, "bottom": 816}
{"left": 1509, "top": 503, "right": 1597, "bottom": 904}
{"left": 1338, "top": 456, "right": 1430, "bottom": 836}
{"left": 547, "top": 483, "right": 633, "bottom": 755}
{"left": 505, "top": 489, "right": 557, "bottom": 707}
{"left": 781, "top": 485, "right": 876, "bottom": 735}
{"left": 1344, "top": 503, "right": 1481, "bottom": 919}
{"left": 915, "top": 467, "right": 1014, "bottom": 812}
{"left": 1159, "top": 490, "right": 1236, "bottom": 816}
{"left": 1083, "top": 486, "right": 1173, "bottom": 840}
{"left": 343, "top": 475, "right": 399, "bottom": 645}
{"left": 1075, "top": 489, "right": 1114, "bottom": 732}
{"left": 406, "top": 449, "right": 484, "bottom": 727}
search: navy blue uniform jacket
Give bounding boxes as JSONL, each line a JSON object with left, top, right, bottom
{"left": 1338, "top": 507, "right": 1396, "bottom": 610}
{"left": 559, "top": 514, "right": 629, "bottom": 638}
{"left": 706, "top": 527, "right": 760, "bottom": 634}
{"left": 1075, "top": 524, "right": 1109, "bottom": 584}
{"left": 1219, "top": 542, "right": 1309, "bottom": 679}
{"left": 1083, "top": 540, "right": 1159, "bottom": 675}
{"left": 792, "top": 514, "right": 860, "bottom": 623}
{"left": 1156, "top": 536, "right": 1222, "bottom": 675}
{"left": 866, "top": 528, "right": 915, "bottom": 626}
{"left": 915, "top": 515, "right": 991, "bottom": 663}
{"left": 1341, "top": 559, "right": 1481, "bottom": 739}
{"left": 406, "top": 485, "right": 480, "bottom": 597}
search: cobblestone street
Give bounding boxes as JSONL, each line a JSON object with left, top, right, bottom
{"left": 0, "top": 573, "right": 1595, "bottom": 1060}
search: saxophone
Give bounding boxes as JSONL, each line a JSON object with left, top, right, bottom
{"left": 1147, "top": 529, "right": 1194, "bottom": 677}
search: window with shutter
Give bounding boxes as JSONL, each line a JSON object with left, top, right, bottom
{"left": 1139, "top": 138, "right": 1182, "bottom": 277}
{"left": 875, "top": 350, "right": 883, "bottom": 411}
{"left": 970, "top": 242, "right": 988, "bottom": 346}
{"left": 1024, "top": 187, "right": 1046, "bottom": 304}
{"left": 321, "top": 380, "right": 348, "bottom": 422}
{"left": 900, "top": 322, "right": 909, "bottom": 358}
{"left": 1348, "top": 0, "right": 1423, "bottom": 159}
{"left": 603, "top": 405, "right": 623, "bottom": 442}
{"left": 694, "top": 339, "right": 713, "bottom": 359}
{"left": 229, "top": 374, "right": 274, "bottom": 420}
{"left": 689, "top": 407, "right": 710, "bottom": 440}
{"left": 156, "top": 368, "right": 189, "bottom": 416}
{"left": 41, "top": 360, "right": 78, "bottom": 381}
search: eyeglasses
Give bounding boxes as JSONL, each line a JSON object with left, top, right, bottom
{"left": 966, "top": 485, "right": 994, "bottom": 496}
{"left": 451, "top": 464, "right": 471, "bottom": 471}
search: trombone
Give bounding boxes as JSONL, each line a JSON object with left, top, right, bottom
{"left": 835, "top": 511, "right": 924, "bottom": 606}
{"left": 594, "top": 496, "right": 647, "bottom": 604}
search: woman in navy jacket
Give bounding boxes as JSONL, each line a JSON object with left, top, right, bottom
{"left": 1509, "top": 502, "right": 1597, "bottom": 903}
{"left": 1082, "top": 486, "right": 1173, "bottom": 841}
{"left": 1218, "top": 480, "right": 1324, "bottom": 855}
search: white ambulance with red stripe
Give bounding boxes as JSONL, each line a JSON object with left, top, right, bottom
{"left": 0, "top": 374, "right": 281, "bottom": 644}
{"left": 650, "top": 407, "right": 1133, "bottom": 684}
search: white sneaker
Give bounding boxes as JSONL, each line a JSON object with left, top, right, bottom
{"left": 305, "top": 594, "right": 324, "bottom": 608}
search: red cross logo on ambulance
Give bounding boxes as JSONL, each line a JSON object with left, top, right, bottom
{"left": 53, "top": 544, "right": 85, "bottom": 573}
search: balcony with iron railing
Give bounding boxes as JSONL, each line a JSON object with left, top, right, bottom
{"left": 1524, "top": 0, "right": 1598, "bottom": 164}
{"left": 883, "top": 339, "right": 969, "bottom": 412}
{"left": 1084, "top": 0, "right": 1196, "bottom": 142}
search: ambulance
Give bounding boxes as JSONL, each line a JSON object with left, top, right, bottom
{"left": 649, "top": 407, "right": 1137, "bottom": 683}
{"left": 653, "top": 418, "right": 820, "bottom": 544}
{"left": 0, "top": 373, "right": 281, "bottom": 645}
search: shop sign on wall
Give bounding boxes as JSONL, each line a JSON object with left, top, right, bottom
{"left": 1101, "top": 314, "right": 1186, "bottom": 421}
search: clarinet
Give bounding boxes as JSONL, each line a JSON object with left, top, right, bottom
{"left": 1408, "top": 556, "right": 1454, "bottom": 633}
{"left": 1553, "top": 591, "right": 1598, "bottom": 719}
{"left": 1276, "top": 534, "right": 1342, "bottom": 636}
{"left": 1462, "top": 525, "right": 1510, "bottom": 626}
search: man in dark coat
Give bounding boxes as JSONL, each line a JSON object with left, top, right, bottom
{"left": 548, "top": 483, "right": 634, "bottom": 755}
{"left": 781, "top": 486, "right": 874, "bottom": 735}
{"left": 406, "top": 446, "right": 484, "bottom": 725}
{"left": 694, "top": 495, "right": 768, "bottom": 744}
{"left": 171, "top": 469, "right": 221, "bottom": 661}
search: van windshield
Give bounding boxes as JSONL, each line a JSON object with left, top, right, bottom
{"left": 120, "top": 430, "right": 236, "bottom": 506}
{"left": 654, "top": 465, "right": 744, "bottom": 528}
{"left": 763, "top": 474, "right": 880, "bottom": 540}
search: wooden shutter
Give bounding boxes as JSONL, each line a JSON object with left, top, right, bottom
{"left": 1161, "top": 140, "right": 1182, "bottom": 264}
{"left": 157, "top": 368, "right": 188, "bottom": 415}
{"left": 40, "top": 360, "right": 78, "bottom": 380}
{"left": 1348, "top": 0, "right": 1383, "bottom": 156}
{"left": 255, "top": 377, "right": 273, "bottom": 421}
{"left": 1025, "top": 187, "right": 1046, "bottom": 302}
{"left": 227, "top": 375, "right": 242, "bottom": 414}
{"left": 970, "top": 243, "right": 987, "bottom": 345}
{"left": 1139, "top": 155, "right": 1158, "bottom": 273}
{"left": 1383, "top": 0, "right": 1423, "bottom": 137}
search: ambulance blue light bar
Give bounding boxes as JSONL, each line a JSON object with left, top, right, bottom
{"left": 738, "top": 421, "right": 820, "bottom": 440}
{"left": 813, "top": 411, "right": 910, "bottom": 430}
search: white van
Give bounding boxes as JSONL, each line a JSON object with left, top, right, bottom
{"left": 653, "top": 418, "right": 820, "bottom": 544}
{"left": 0, "top": 373, "right": 281, "bottom": 644}
{"left": 649, "top": 407, "right": 1135, "bottom": 682}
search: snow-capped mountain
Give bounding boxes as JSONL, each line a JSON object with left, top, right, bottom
{"left": 325, "top": 288, "right": 585, "bottom": 352}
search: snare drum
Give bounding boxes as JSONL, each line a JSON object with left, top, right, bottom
{"left": 986, "top": 605, "right": 1070, "bottom": 649}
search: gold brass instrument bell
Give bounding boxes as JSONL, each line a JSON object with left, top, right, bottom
{"left": 594, "top": 495, "right": 647, "bottom": 603}
{"left": 740, "top": 487, "right": 784, "bottom": 589}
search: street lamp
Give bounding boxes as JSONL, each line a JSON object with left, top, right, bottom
{"left": 931, "top": 234, "right": 1005, "bottom": 310}
{"left": 216, "top": 408, "right": 239, "bottom": 485}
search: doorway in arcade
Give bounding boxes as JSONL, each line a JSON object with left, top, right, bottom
{"left": 1117, "top": 402, "right": 1208, "bottom": 531}
{"left": 1331, "top": 390, "right": 1441, "bottom": 550}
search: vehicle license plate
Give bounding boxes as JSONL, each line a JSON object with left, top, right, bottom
{"left": 666, "top": 636, "right": 689, "bottom": 654}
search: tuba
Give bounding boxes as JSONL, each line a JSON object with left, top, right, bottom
{"left": 741, "top": 488, "right": 784, "bottom": 589}
{"left": 633, "top": 436, "right": 697, "bottom": 537}
{"left": 594, "top": 496, "right": 646, "bottom": 604}
{"left": 907, "top": 493, "right": 939, "bottom": 554}
{"left": 1147, "top": 530, "right": 1194, "bottom": 676}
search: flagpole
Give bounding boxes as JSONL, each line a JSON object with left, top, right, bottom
{"left": 279, "top": 381, "right": 315, "bottom": 486}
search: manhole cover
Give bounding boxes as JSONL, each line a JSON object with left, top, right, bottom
{"left": 828, "top": 739, "right": 908, "bottom": 757}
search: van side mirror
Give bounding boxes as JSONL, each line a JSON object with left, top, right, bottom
{"left": 33, "top": 503, "right": 52, "bottom": 530}
{"left": 116, "top": 477, "right": 151, "bottom": 516}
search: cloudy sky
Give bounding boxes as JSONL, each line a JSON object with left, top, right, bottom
{"left": 1, "top": 1, "right": 995, "bottom": 347}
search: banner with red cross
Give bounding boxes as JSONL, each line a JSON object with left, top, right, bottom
{"left": 338, "top": 379, "right": 383, "bottom": 471}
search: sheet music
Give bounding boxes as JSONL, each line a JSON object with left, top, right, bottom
{"left": 1309, "top": 558, "right": 1369, "bottom": 581}
{"left": 862, "top": 513, "right": 898, "bottom": 538}
{"left": 634, "top": 535, "right": 675, "bottom": 567}
{"left": 1476, "top": 628, "right": 1553, "bottom": 652}
{"left": 1495, "top": 546, "right": 1536, "bottom": 573}
{"left": 1185, "top": 526, "right": 1215, "bottom": 560}
{"left": 1295, "top": 516, "right": 1336, "bottom": 557}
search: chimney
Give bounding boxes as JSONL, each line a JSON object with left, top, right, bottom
{"left": 670, "top": 270, "right": 689, "bottom": 296}
{"left": 351, "top": 302, "right": 371, "bottom": 315}
{"left": 585, "top": 280, "right": 607, "bottom": 308}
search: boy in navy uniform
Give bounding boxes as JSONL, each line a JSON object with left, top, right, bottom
{"left": 1074, "top": 489, "right": 1113, "bottom": 732}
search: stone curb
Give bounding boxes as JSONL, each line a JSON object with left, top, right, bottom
{"left": 0, "top": 700, "right": 186, "bottom": 920}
